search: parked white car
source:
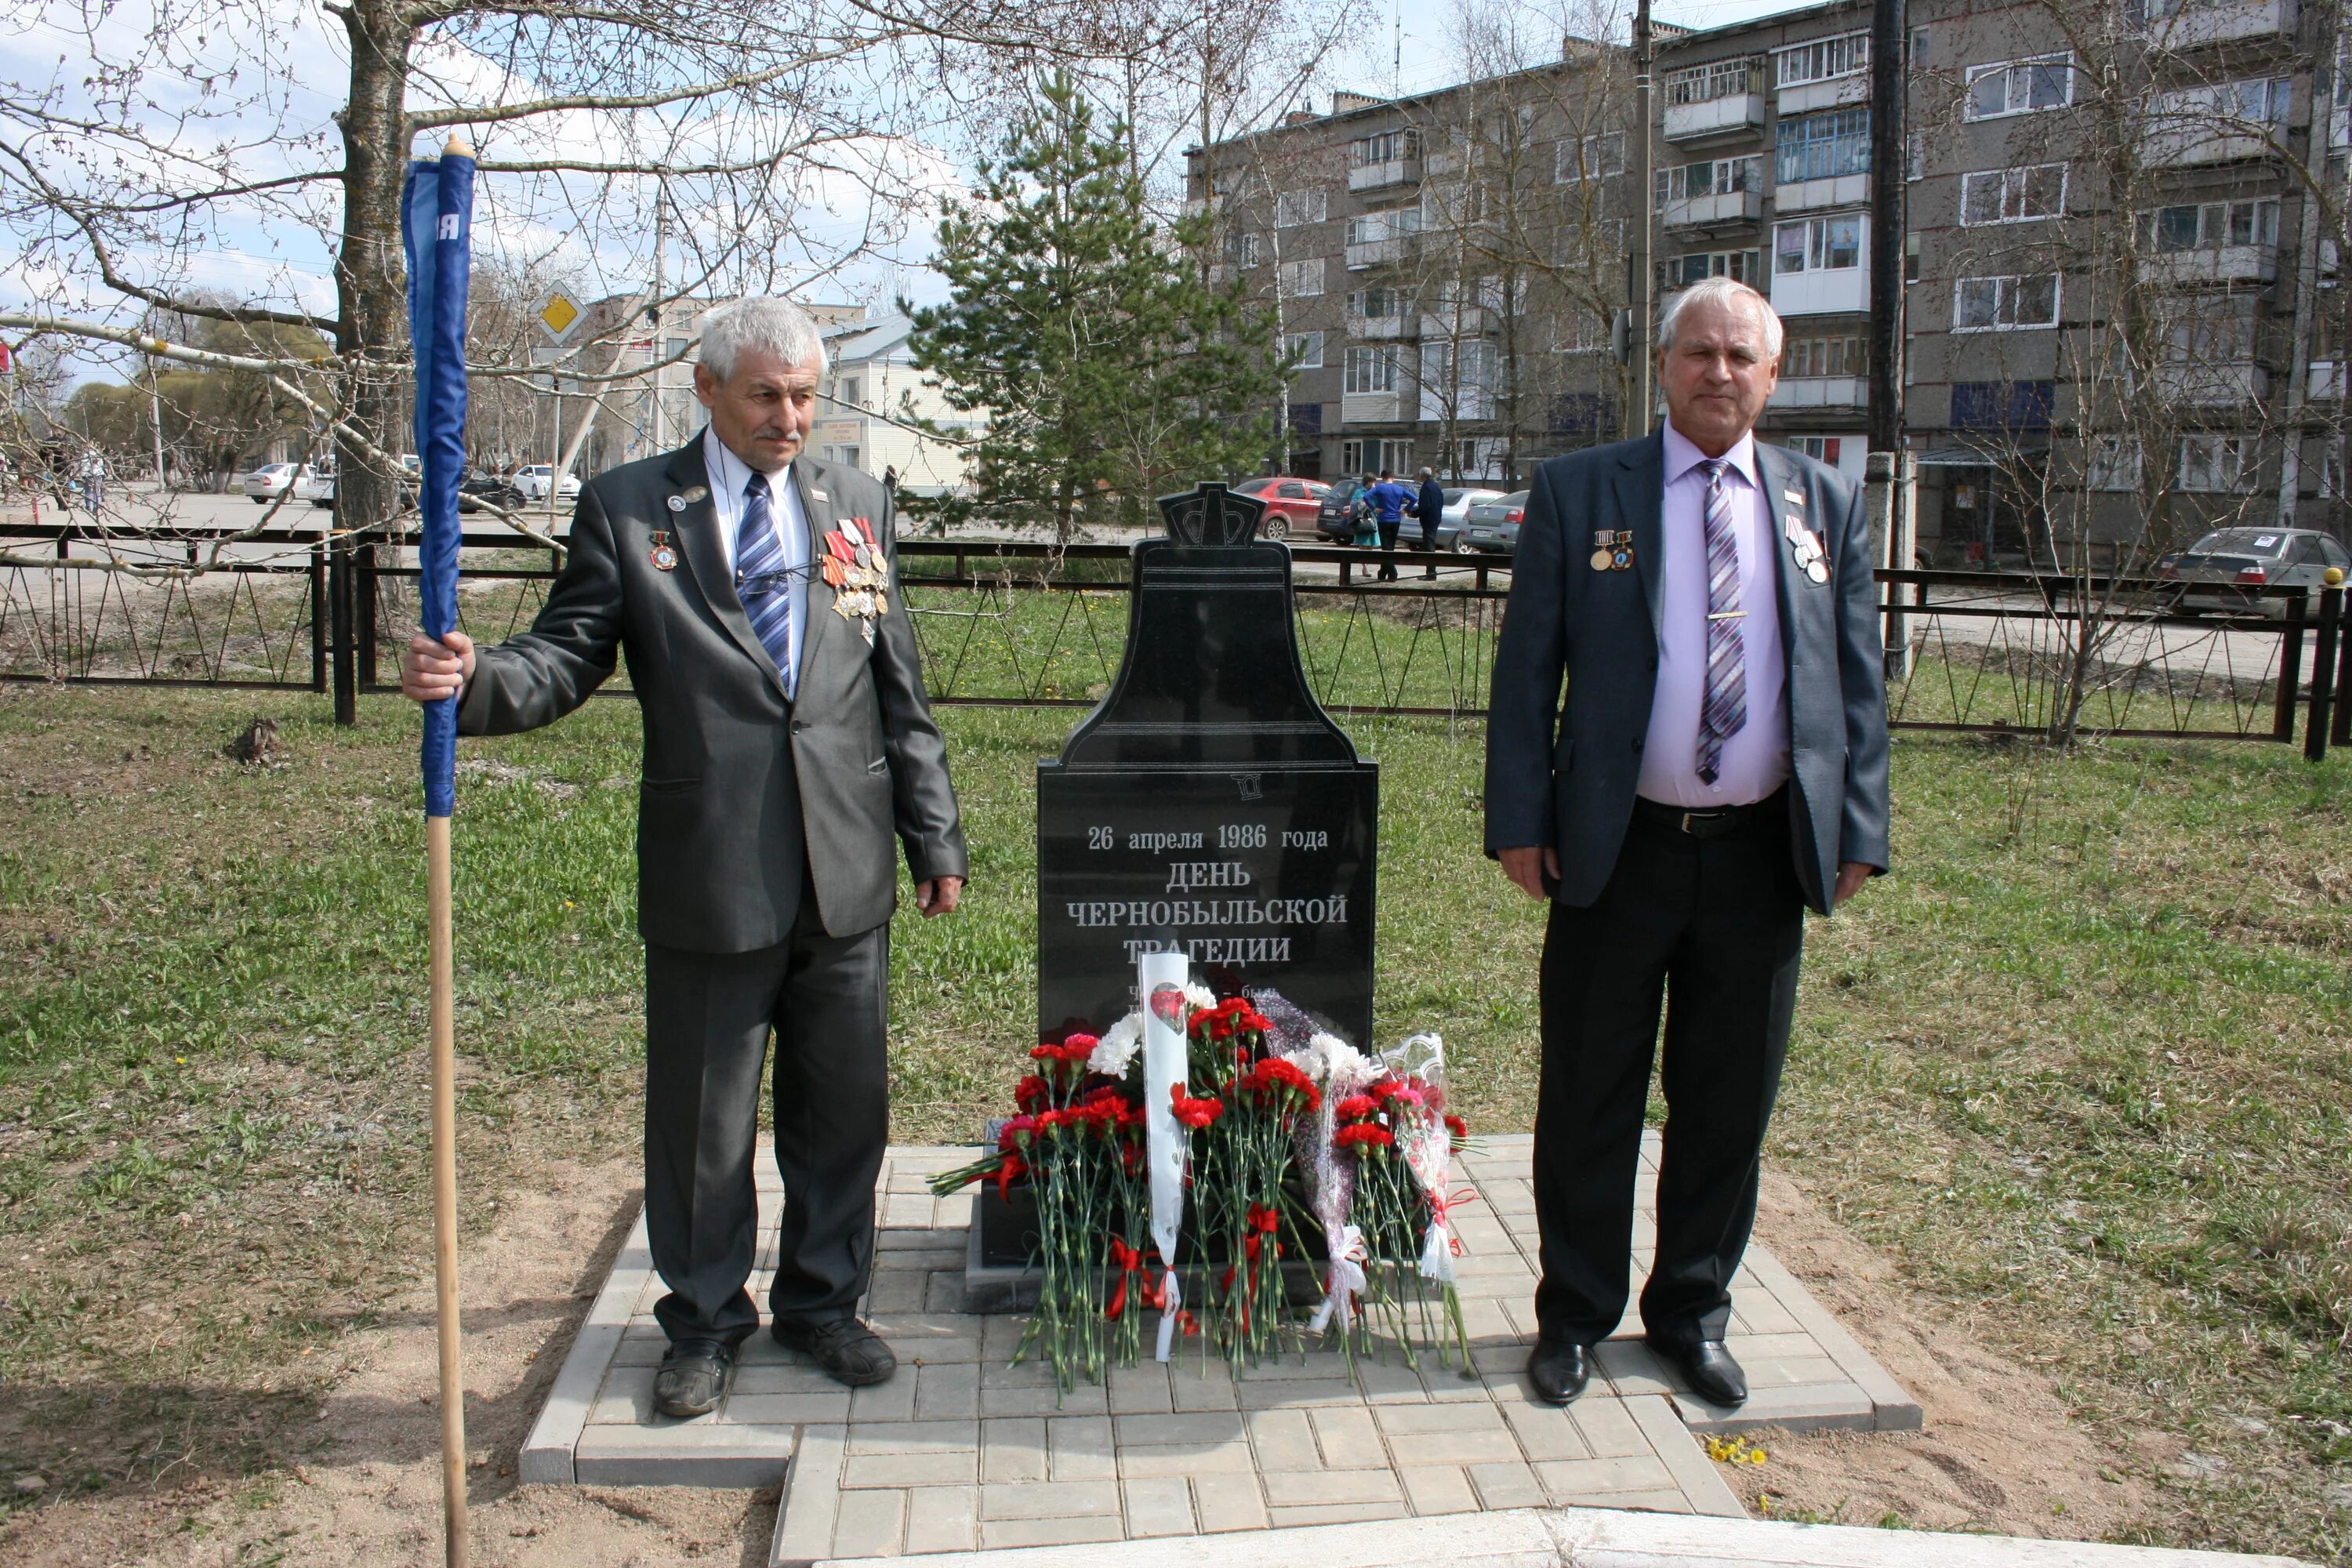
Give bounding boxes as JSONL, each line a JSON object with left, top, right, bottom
{"left": 297, "top": 467, "right": 336, "bottom": 508}
{"left": 243, "top": 463, "right": 312, "bottom": 503}
{"left": 512, "top": 464, "right": 582, "bottom": 503}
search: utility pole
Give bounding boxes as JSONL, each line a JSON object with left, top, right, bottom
{"left": 1866, "top": 0, "right": 1912, "bottom": 677}
{"left": 147, "top": 354, "right": 167, "bottom": 494}
{"left": 1629, "top": 0, "right": 1654, "bottom": 439}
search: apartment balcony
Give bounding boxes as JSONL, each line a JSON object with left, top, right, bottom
{"left": 1769, "top": 376, "right": 1868, "bottom": 409}
{"left": 2139, "top": 0, "right": 2296, "bottom": 50}
{"left": 1348, "top": 158, "right": 1422, "bottom": 193}
{"left": 2136, "top": 243, "right": 2279, "bottom": 286}
{"left": 2154, "top": 360, "right": 2271, "bottom": 405}
{"left": 1777, "top": 74, "right": 1867, "bottom": 116}
{"left": 1345, "top": 235, "right": 1419, "bottom": 270}
{"left": 1348, "top": 313, "right": 1418, "bottom": 340}
{"left": 1663, "top": 92, "right": 1766, "bottom": 144}
{"left": 2140, "top": 117, "right": 2277, "bottom": 167}
{"left": 1661, "top": 189, "right": 1762, "bottom": 229}
{"left": 2308, "top": 361, "right": 2343, "bottom": 400}
{"left": 1770, "top": 265, "right": 1869, "bottom": 317}
{"left": 1184, "top": 194, "right": 1223, "bottom": 220}
{"left": 1340, "top": 391, "right": 1403, "bottom": 425}
{"left": 1775, "top": 172, "right": 1871, "bottom": 212}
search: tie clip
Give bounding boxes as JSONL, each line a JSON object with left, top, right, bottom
{"left": 1708, "top": 610, "right": 1745, "bottom": 620}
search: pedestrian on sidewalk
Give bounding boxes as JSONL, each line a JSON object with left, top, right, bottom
{"left": 1484, "top": 276, "right": 1889, "bottom": 1412}
{"left": 1415, "top": 467, "right": 1446, "bottom": 579}
{"left": 1367, "top": 469, "right": 1414, "bottom": 582}
{"left": 398, "top": 297, "right": 967, "bottom": 1420}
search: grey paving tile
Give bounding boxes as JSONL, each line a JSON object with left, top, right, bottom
{"left": 978, "top": 1515, "right": 1126, "bottom": 1548}
{"left": 978, "top": 1479, "right": 1121, "bottom": 1519}
{"left": 979, "top": 1417, "right": 1046, "bottom": 1483}
{"left": 1191, "top": 1474, "right": 1270, "bottom": 1533}
{"left": 1261, "top": 1467, "right": 1403, "bottom": 1506}
{"left": 828, "top": 1486, "right": 906, "bottom": 1557}
{"left": 1265, "top": 1501, "right": 1409, "bottom": 1526}
{"left": 1046, "top": 1414, "right": 1117, "bottom": 1481}
{"left": 771, "top": 1421, "right": 844, "bottom": 1563}
{"left": 1121, "top": 1475, "right": 1196, "bottom": 1537}
{"left": 1465, "top": 1457, "right": 1545, "bottom": 1509}
{"left": 1398, "top": 1462, "right": 1479, "bottom": 1515}
{"left": 840, "top": 1448, "right": 978, "bottom": 1489}
{"left": 1116, "top": 1439, "right": 1258, "bottom": 1478}
{"left": 844, "top": 1418, "right": 978, "bottom": 1455}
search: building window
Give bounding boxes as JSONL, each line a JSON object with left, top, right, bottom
{"left": 1662, "top": 56, "right": 1766, "bottom": 105}
{"left": 1906, "top": 134, "right": 1924, "bottom": 181}
{"left": 840, "top": 376, "right": 862, "bottom": 408}
{"left": 1666, "top": 249, "right": 1764, "bottom": 288}
{"left": 2087, "top": 437, "right": 2143, "bottom": 492}
{"left": 1340, "top": 438, "right": 1414, "bottom": 474}
{"left": 1787, "top": 436, "right": 1844, "bottom": 465}
{"left": 1960, "top": 165, "right": 2066, "bottom": 224}
{"left": 1347, "top": 286, "right": 1414, "bottom": 322}
{"left": 1279, "top": 257, "right": 1326, "bottom": 297}
{"left": 2137, "top": 198, "right": 2279, "bottom": 252}
{"left": 1343, "top": 347, "right": 1402, "bottom": 394}
{"left": 2179, "top": 434, "right": 2257, "bottom": 492}
{"left": 1346, "top": 207, "right": 1423, "bottom": 245}
{"left": 1955, "top": 274, "right": 2060, "bottom": 330}
{"left": 1776, "top": 108, "right": 1871, "bottom": 183}
{"left": 1904, "top": 231, "right": 1922, "bottom": 284}
{"left": 1775, "top": 31, "right": 1870, "bottom": 87}
{"left": 1657, "top": 156, "right": 1763, "bottom": 201}
{"left": 1950, "top": 379, "right": 2055, "bottom": 430}
{"left": 1964, "top": 54, "right": 2073, "bottom": 120}
{"left": 1780, "top": 335, "right": 1868, "bottom": 377}
{"left": 1774, "top": 213, "right": 1864, "bottom": 274}
{"left": 1276, "top": 188, "right": 1328, "bottom": 227}
{"left": 1349, "top": 129, "right": 1421, "bottom": 168}
{"left": 1224, "top": 231, "right": 1261, "bottom": 268}
{"left": 1286, "top": 331, "right": 1324, "bottom": 369}
{"left": 2160, "top": 294, "right": 2257, "bottom": 363}
{"left": 1555, "top": 132, "right": 1626, "bottom": 183}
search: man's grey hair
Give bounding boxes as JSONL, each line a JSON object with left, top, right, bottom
{"left": 1657, "top": 277, "right": 1784, "bottom": 361}
{"left": 699, "top": 296, "right": 828, "bottom": 380}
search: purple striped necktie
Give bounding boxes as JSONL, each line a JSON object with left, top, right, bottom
{"left": 735, "top": 471, "right": 797, "bottom": 697}
{"left": 1695, "top": 457, "right": 1747, "bottom": 786}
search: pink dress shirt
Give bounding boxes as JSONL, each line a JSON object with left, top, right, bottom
{"left": 1635, "top": 422, "right": 1791, "bottom": 809}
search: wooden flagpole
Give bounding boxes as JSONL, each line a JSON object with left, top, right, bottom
{"left": 429, "top": 811, "right": 467, "bottom": 1565}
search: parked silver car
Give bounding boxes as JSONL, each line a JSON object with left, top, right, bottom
{"left": 242, "top": 462, "right": 311, "bottom": 503}
{"left": 2154, "top": 527, "right": 2352, "bottom": 618}
{"left": 1460, "top": 490, "right": 1531, "bottom": 555}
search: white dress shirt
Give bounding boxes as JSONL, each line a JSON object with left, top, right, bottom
{"left": 701, "top": 425, "right": 811, "bottom": 691}
{"left": 1635, "top": 422, "right": 1791, "bottom": 808}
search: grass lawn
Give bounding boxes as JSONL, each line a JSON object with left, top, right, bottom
{"left": 0, "top": 682, "right": 2347, "bottom": 1563}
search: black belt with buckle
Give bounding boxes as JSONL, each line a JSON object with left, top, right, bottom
{"left": 1632, "top": 786, "right": 1786, "bottom": 840}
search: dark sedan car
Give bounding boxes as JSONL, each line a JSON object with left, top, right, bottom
{"left": 2154, "top": 526, "right": 2352, "bottom": 618}
{"left": 1316, "top": 478, "right": 1372, "bottom": 543}
{"left": 1460, "top": 489, "right": 1530, "bottom": 555}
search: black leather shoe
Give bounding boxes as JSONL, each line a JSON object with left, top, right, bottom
{"left": 654, "top": 1338, "right": 734, "bottom": 1417}
{"left": 1526, "top": 1339, "right": 1592, "bottom": 1405}
{"left": 1646, "top": 1331, "right": 1748, "bottom": 1406}
{"left": 773, "top": 1316, "right": 898, "bottom": 1387}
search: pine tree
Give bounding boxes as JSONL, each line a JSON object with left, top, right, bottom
{"left": 905, "top": 73, "right": 1286, "bottom": 539}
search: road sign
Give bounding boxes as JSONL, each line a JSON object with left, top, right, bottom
{"left": 534, "top": 289, "right": 582, "bottom": 345}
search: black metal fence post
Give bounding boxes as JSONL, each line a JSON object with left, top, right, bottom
{"left": 2274, "top": 589, "right": 2307, "bottom": 744}
{"left": 328, "top": 531, "right": 356, "bottom": 725}
{"left": 309, "top": 537, "right": 328, "bottom": 694}
{"left": 2336, "top": 580, "right": 2352, "bottom": 749}
{"left": 356, "top": 539, "right": 379, "bottom": 691}
{"left": 2311, "top": 575, "right": 2345, "bottom": 762}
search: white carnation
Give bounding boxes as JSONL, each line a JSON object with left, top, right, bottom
{"left": 1184, "top": 982, "right": 1220, "bottom": 1013}
{"left": 1089, "top": 1014, "right": 1142, "bottom": 1076}
{"left": 1316, "top": 1033, "right": 1376, "bottom": 1095}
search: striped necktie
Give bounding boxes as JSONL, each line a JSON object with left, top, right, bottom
{"left": 735, "top": 470, "right": 795, "bottom": 696}
{"left": 1695, "top": 457, "right": 1747, "bottom": 786}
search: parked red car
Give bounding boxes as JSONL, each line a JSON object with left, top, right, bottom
{"left": 1232, "top": 476, "right": 1331, "bottom": 541}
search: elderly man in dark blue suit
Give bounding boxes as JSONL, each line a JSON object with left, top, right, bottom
{"left": 1484, "top": 276, "right": 1890, "bottom": 1409}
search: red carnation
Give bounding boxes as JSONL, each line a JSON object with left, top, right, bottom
{"left": 1335, "top": 1094, "right": 1377, "bottom": 1122}
{"left": 1014, "top": 1074, "right": 1051, "bottom": 1112}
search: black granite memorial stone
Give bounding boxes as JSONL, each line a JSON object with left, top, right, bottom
{"left": 1036, "top": 481, "right": 1378, "bottom": 1048}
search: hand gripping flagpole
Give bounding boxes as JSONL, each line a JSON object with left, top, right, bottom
{"left": 405, "top": 132, "right": 475, "bottom": 1568}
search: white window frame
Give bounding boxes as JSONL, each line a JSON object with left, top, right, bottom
{"left": 1657, "top": 155, "right": 1763, "bottom": 201}
{"left": 1953, "top": 273, "right": 2061, "bottom": 331}
{"left": 1285, "top": 331, "right": 1324, "bottom": 369}
{"left": 2086, "top": 436, "right": 2143, "bottom": 492}
{"left": 1964, "top": 53, "right": 2074, "bottom": 121}
{"left": 1555, "top": 132, "right": 1626, "bottom": 183}
{"left": 1348, "top": 129, "right": 1421, "bottom": 168}
{"left": 1279, "top": 257, "right": 1327, "bottom": 298}
{"left": 1664, "top": 249, "right": 1764, "bottom": 289}
{"left": 1786, "top": 435, "right": 1846, "bottom": 465}
{"left": 1343, "top": 346, "right": 1402, "bottom": 394}
{"left": 1780, "top": 335, "right": 1868, "bottom": 377}
{"left": 1275, "top": 188, "right": 1328, "bottom": 227}
{"left": 1959, "top": 164, "right": 2067, "bottom": 225}
{"left": 2178, "top": 434, "right": 2257, "bottom": 492}
{"left": 2137, "top": 198, "right": 2280, "bottom": 252}
{"left": 1774, "top": 31, "right": 1870, "bottom": 88}
{"left": 1662, "top": 56, "right": 1765, "bottom": 106}
{"left": 1773, "top": 212, "right": 1864, "bottom": 274}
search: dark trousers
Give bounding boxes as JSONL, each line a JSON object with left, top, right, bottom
{"left": 1377, "top": 519, "right": 1401, "bottom": 579}
{"left": 643, "top": 895, "right": 891, "bottom": 1348}
{"left": 1531, "top": 795, "right": 1806, "bottom": 1346}
{"left": 1419, "top": 518, "right": 1440, "bottom": 575}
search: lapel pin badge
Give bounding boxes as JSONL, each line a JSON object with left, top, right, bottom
{"left": 681, "top": 485, "right": 709, "bottom": 504}
{"left": 665, "top": 494, "right": 687, "bottom": 514}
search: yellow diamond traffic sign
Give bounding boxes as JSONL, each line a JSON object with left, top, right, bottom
{"left": 535, "top": 289, "right": 581, "bottom": 343}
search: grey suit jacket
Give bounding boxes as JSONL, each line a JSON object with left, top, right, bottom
{"left": 1483, "top": 431, "right": 1890, "bottom": 916}
{"left": 458, "top": 440, "right": 967, "bottom": 952}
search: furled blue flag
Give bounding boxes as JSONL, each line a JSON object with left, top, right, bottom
{"left": 402, "top": 144, "right": 474, "bottom": 818}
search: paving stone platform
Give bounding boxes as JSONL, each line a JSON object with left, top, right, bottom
{"left": 518, "top": 1133, "right": 1920, "bottom": 1564}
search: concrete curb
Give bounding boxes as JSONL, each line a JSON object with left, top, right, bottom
{"left": 810, "top": 1504, "right": 2314, "bottom": 1568}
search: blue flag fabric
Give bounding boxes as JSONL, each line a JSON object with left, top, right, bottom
{"left": 402, "top": 149, "right": 474, "bottom": 819}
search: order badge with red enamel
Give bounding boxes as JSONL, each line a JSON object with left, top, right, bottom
{"left": 824, "top": 515, "right": 889, "bottom": 641}
{"left": 648, "top": 529, "right": 678, "bottom": 572}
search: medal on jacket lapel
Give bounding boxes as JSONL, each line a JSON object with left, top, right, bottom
{"left": 825, "top": 516, "right": 889, "bottom": 641}
{"left": 648, "top": 529, "right": 678, "bottom": 571}
{"left": 1784, "top": 514, "right": 1830, "bottom": 583}
{"left": 1589, "top": 529, "right": 1634, "bottom": 572}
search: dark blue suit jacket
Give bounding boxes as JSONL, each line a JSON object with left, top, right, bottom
{"left": 1483, "top": 431, "right": 1890, "bottom": 916}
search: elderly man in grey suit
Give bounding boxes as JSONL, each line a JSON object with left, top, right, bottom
{"left": 1484, "top": 277, "right": 1889, "bottom": 1409}
{"left": 401, "top": 297, "right": 968, "bottom": 1417}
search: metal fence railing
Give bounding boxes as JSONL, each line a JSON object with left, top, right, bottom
{"left": 5, "top": 522, "right": 2348, "bottom": 755}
